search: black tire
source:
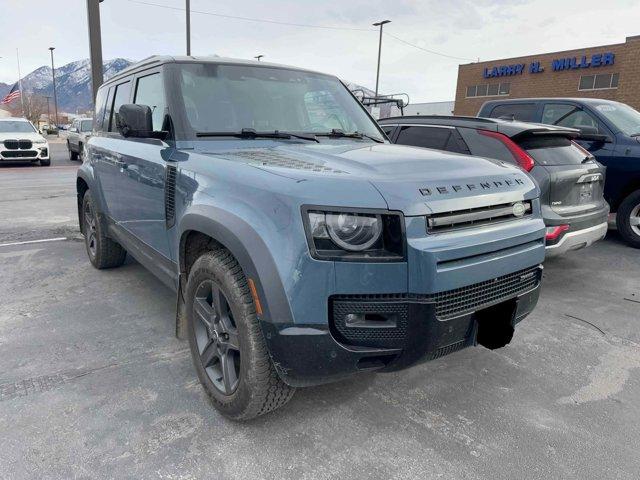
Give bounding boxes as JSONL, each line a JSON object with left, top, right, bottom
{"left": 616, "top": 190, "right": 640, "bottom": 248}
{"left": 81, "top": 191, "right": 127, "bottom": 269}
{"left": 78, "top": 143, "right": 84, "bottom": 162}
{"left": 68, "top": 141, "right": 79, "bottom": 161}
{"left": 186, "top": 250, "right": 295, "bottom": 420}
{"left": 40, "top": 158, "right": 51, "bottom": 166}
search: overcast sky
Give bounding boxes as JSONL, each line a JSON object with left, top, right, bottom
{"left": 1, "top": 0, "right": 639, "bottom": 102}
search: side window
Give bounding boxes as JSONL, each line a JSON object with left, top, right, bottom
{"left": 108, "top": 81, "right": 132, "bottom": 133}
{"left": 550, "top": 108, "right": 600, "bottom": 131}
{"left": 94, "top": 87, "right": 108, "bottom": 131}
{"left": 381, "top": 125, "right": 396, "bottom": 138}
{"left": 489, "top": 103, "right": 537, "bottom": 122}
{"left": 102, "top": 87, "right": 115, "bottom": 133}
{"left": 396, "top": 126, "right": 453, "bottom": 151}
{"left": 541, "top": 104, "right": 576, "bottom": 125}
{"left": 457, "top": 127, "right": 515, "bottom": 164}
{"left": 134, "top": 73, "right": 166, "bottom": 131}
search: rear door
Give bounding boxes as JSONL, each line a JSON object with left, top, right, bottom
{"left": 516, "top": 135, "right": 607, "bottom": 217}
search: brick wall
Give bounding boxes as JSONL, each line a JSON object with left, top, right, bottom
{"left": 454, "top": 36, "right": 640, "bottom": 116}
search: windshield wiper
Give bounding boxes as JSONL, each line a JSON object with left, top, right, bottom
{"left": 314, "top": 129, "right": 384, "bottom": 143}
{"left": 196, "top": 128, "right": 319, "bottom": 143}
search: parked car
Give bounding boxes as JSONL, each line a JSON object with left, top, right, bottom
{"left": 67, "top": 118, "right": 93, "bottom": 161}
{"left": 379, "top": 116, "right": 609, "bottom": 256}
{"left": 478, "top": 98, "right": 640, "bottom": 248}
{"left": 77, "top": 56, "right": 545, "bottom": 419}
{"left": 0, "top": 117, "right": 50, "bottom": 166}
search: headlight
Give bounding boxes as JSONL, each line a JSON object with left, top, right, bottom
{"left": 303, "top": 208, "right": 404, "bottom": 261}
{"left": 33, "top": 139, "right": 47, "bottom": 144}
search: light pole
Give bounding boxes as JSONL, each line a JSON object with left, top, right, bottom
{"left": 254, "top": 55, "right": 264, "bottom": 61}
{"left": 86, "top": 0, "right": 104, "bottom": 103}
{"left": 372, "top": 20, "right": 390, "bottom": 98}
{"left": 45, "top": 96, "right": 52, "bottom": 126}
{"left": 48, "top": 47, "right": 59, "bottom": 132}
{"left": 186, "top": 0, "right": 191, "bottom": 55}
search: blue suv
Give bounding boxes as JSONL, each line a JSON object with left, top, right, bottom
{"left": 78, "top": 56, "right": 545, "bottom": 419}
{"left": 479, "top": 98, "right": 640, "bottom": 248}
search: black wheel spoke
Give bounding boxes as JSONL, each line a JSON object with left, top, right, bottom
{"left": 225, "top": 330, "right": 240, "bottom": 351}
{"left": 200, "top": 339, "right": 218, "bottom": 368}
{"left": 211, "top": 285, "right": 227, "bottom": 320}
{"left": 194, "top": 297, "right": 214, "bottom": 329}
{"left": 220, "top": 352, "right": 238, "bottom": 394}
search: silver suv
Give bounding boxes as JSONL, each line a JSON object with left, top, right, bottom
{"left": 67, "top": 118, "right": 93, "bottom": 161}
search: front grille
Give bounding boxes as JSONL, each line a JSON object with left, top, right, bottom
{"left": 426, "top": 201, "right": 532, "bottom": 234}
{"left": 1, "top": 150, "right": 38, "bottom": 159}
{"left": 3, "top": 139, "right": 32, "bottom": 150}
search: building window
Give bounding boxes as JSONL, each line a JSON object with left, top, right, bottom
{"left": 578, "top": 73, "right": 619, "bottom": 91}
{"left": 466, "top": 82, "right": 510, "bottom": 98}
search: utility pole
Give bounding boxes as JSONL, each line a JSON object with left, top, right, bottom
{"left": 86, "top": 0, "right": 104, "bottom": 103}
{"left": 372, "top": 20, "right": 390, "bottom": 98}
{"left": 48, "top": 47, "right": 59, "bottom": 132}
{"left": 186, "top": 0, "right": 191, "bottom": 55}
{"left": 16, "top": 49, "right": 26, "bottom": 117}
{"left": 254, "top": 55, "right": 264, "bottom": 61}
{"left": 45, "top": 96, "right": 52, "bottom": 126}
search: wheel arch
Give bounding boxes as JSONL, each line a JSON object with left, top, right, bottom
{"left": 178, "top": 206, "right": 293, "bottom": 328}
{"left": 614, "top": 177, "right": 640, "bottom": 211}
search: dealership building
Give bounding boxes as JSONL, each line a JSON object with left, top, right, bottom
{"left": 454, "top": 35, "right": 640, "bottom": 116}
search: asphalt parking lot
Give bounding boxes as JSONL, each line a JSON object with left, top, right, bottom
{"left": 1, "top": 142, "right": 639, "bottom": 479}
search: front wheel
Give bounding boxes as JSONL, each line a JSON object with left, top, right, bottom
{"left": 68, "top": 141, "right": 79, "bottom": 161}
{"left": 616, "top": 190, "right": 640, "bottom": 248}
{"left": 186, "top": 250, "right": 295, "bottom": 420}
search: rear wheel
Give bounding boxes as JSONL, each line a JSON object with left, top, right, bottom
{"left": 68, "top": 140, "right": 78, "bottom": 161}
{"left": 82, "top": 191, "right": 127, "bottom": 268}
{"left": 186, "top": 250, "right": 295, "bottom": 420}
{"left": 78, "top": 143, "right": 84, "bottom": 161}
{"left": 616, "top": 190, "right": 640, "bottom": 248}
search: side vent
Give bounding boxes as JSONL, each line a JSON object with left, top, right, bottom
{"left": 165, "top": 165, "right": 177, "bottom": 228}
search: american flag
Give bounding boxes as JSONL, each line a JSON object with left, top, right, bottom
{"left": 1, "top": 83, "right": 21, "bottom": 105}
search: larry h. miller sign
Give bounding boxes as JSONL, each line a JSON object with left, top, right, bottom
{"left": 482, "top": 52, "right": 615, "bottom": 78}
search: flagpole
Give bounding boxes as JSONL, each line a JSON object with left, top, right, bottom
{"left": 16, "top": 48, "right": 25, "bottom": 117}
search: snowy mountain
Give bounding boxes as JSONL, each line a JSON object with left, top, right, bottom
{"left": 4, "top": 58, "right": 134, "bottom": 113}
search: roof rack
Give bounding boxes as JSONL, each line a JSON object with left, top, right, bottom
{"left": 351, "top": 90, "right": 410, "bottom": 115}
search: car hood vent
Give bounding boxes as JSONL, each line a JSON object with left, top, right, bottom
{"left": 426, "top": 201, "right": 533, "bottom": 234}
{"left": 215, "top": 149, "right": 347, "bottom": 174}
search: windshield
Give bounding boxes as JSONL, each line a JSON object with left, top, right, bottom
{"left": 593, "top": 102, "right": 640, "bottom": 136}
{"left": 80, "top": 120, "right": 93, "bottom": 132}
{"left": 174, "top": 63, "right": 383, "bottom": 141}
{"left": 0, "top": 121, "right": 36, "bottom": 133}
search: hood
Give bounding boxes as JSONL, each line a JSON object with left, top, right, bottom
{"left": 197, "top": 141, "right": 539, "bottom": 216}
{"left": 0, "top": 131, "right": 47, "bottom": 142}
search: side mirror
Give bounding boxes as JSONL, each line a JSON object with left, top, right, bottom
{"left": 576, "top": 125, "right": 610, "bottom": 143}
{"left": 116, "top": 104, "right": 169, "bottom": 140}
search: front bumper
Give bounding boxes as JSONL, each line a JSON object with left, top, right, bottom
{"left": 546, "top": 222, "right": 608, "bottom": 257}
{"left": 0, "top": 144, "right": 49, "bottom": 162}
{"left": 263, "top": 265, "right": 542, "bottom": 387}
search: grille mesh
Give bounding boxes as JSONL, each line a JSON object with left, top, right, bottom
{"left": 3, "top": 139, "right": 33, "bottom": 150}
{"left": 332, "top": 266, "right": 540, "bottom": 321}
{"left": 332, "top": 301, "right": 408, "bottom": 345}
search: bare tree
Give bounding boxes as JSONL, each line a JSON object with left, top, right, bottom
{"left": 3, "top": 93, "right": 48, "bottom": 125}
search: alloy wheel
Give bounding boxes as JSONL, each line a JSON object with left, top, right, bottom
{"left": 193, "top": 280, "right": 241, "bottom": 395}
{"left": 630, "top": 204, "right": 640, "bottom": 237}
{"left": 84, "top": 200, "right": 97, "bottom": 258}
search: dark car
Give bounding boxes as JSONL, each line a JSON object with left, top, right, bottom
{"left": 478, "top": 98, "right": 640, "bottom": 248}
{"left": 379, "top": 115, "right": 609, "bottom": 256}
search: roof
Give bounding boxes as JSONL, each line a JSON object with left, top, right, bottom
{"left": 478, "top": 97, "right": 621, "bottom": 105}
{"left": 378, "top": 114, "right": 579, "bottom": 138}
{"left": 104, "top": 55, "right": 331, "bottom": 86}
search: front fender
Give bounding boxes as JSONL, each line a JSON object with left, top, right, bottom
{"left": 178, "top": 204, "right": 295, "bottom": 326}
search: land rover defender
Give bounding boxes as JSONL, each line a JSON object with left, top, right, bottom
{"left": 77, "top": 56, "right": 545, "bottom": 419}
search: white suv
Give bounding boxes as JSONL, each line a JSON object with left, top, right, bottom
{"left": 0, "top": 117, "right": 50, "bottom": 166}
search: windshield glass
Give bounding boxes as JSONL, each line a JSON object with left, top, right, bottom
{"left": 174, "top": 63, "right": 383, "bottom": 141}
{"left": 0, "top": 121, "right": 36, "bottom": 133}
{"left": 80, "top": 119, "right": 93, "bottom": 132}
{"left": 593, "top": 102, "right": 640, "bottom": 136}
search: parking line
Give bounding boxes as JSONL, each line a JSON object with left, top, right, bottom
{"left": 0, "top": 237, "right": 68, "bottom": 248}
